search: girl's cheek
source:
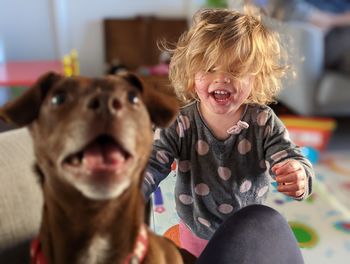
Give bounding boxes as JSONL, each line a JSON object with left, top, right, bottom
{"left": 195, "top": 75, "right": 204, "bottom": 83}
{"left": 195, "top": 71, "right": 209, "bottom": 82}
{"left": 194, "top": 77, "right": 205, "bottom": 90}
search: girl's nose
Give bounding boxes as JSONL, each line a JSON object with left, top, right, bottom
{"left": 214, "top": 72, "right": 231, "bottom": 84}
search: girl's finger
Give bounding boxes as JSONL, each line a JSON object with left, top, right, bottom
{"left": 274, "top": 161, "right": 301, "bottom": 175}
{"left": 276, "top": 170, "right": 305, "bottom": 184}
{"left": 277, "top": 181, "right": 305, "bottom": 193}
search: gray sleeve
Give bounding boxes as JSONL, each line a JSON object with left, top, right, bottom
{"left": 263, "top": 109, "right": 314, "bottom": 200}
{"left": 142, "top": 119, "right": 181, "bottom": 199}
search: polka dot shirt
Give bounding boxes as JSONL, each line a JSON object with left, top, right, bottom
{"left": 144, "top": 101, "right": 313, "bottom": 240}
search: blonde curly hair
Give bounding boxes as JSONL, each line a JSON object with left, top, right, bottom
{"left": 166, "top": 8, "right": 288, "bottom": 105}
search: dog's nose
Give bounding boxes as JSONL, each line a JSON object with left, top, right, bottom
{"left": 87, "top": 94, "right": 122, "bottom": 114}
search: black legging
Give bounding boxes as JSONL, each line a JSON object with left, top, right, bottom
{"left": 197, "top": 205, "right": 304, "bottom": 264}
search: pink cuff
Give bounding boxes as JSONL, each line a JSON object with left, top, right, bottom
{"left": 179, "top": 221, "right": 208, "bottom": 257}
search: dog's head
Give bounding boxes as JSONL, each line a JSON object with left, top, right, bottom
{"left": 0, "top": 72, "right": 178, "bottom": 200}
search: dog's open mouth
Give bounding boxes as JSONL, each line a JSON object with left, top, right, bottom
{"left": 63, "top": 135, "right": 131, "bottom": 173}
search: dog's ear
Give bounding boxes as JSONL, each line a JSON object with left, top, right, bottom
{"left": 144, "top": 86, "right": 179, "bottom": 128}
{"left": 120, "top": 72, "right": 179, "bottom": 128}
{"left": 0, "top": 71, "right": 63, "bottom": 126}
{"left": 118, "top": 71, "right": 144, "bottom": 92}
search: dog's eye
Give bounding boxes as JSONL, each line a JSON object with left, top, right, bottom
{"left": 51, "top": 93, "right": 66, "bottom": 105}
{"left": 127, "top": 91, "right": 140, "bottom": 105}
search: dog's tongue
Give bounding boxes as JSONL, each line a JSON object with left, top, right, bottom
{"left": 83, "top": 142, "right": 125, "bottom": 171}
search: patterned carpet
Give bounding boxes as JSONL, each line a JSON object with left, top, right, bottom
{"left": 150, "top": 151, "right": 350, "bottom": 264}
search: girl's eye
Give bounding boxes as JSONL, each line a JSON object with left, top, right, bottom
{"left": 51, "top": 93, "right": 66, "bottom": 106}
{"left": 128, "top": 91, "right": 140, "bottom": 105}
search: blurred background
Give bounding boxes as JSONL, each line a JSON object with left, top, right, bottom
{"left": 1, "top": 0, "right": 349, "bottom": 146}
{"left": 0, "top": 0, "right": 201, "bottom": 76}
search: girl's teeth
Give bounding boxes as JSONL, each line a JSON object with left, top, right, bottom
{"left": 212, "top": 90, "right": 231, "bottom": 100}
{"left": 214, "top": 91, "right": 228, "bottom": 94}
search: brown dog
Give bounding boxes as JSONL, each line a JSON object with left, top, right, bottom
{"left": 0, "top": 72, "right": 196, "bottom": 264}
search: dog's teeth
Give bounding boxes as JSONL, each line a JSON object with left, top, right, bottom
{"left": 70, "top": 156, "right": 81, "bottom": 165}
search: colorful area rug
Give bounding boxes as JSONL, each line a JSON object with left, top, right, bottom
{"left": 150, "top": 151, "right": 350, "bottom": 263}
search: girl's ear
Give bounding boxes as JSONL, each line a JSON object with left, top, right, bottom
{"left": 0, "top": 71, "right": 63, "bottom": 126}
{"left": 119, "top": 72, "right": 179, "bottom": 128}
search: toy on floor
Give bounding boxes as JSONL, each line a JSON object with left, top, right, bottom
{"left": 301, "top": 146, "right": 320, "bottom": 165}
{"left": 154, "top": 187, "right": 166, "bottom": 213}
{"left": 62, "top": 49, "right": 80, "bottom": 77}
{"left": 280, "top": 115, "right": 336, "bottom": 152}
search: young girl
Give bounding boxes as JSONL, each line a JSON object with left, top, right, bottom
{"left": 143, "top": 7, "right": 313, "bottom": 262}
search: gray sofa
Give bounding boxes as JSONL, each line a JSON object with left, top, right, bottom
{"left": 274, "top": 20, "right": 350, "bottom": 116}
{"left": 0, "top": 128, "right": 42, "bottom": 263}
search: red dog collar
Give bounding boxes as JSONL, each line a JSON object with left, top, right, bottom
{"left": 31, "top": 224, "right": 149, "bottom": 264}
{"left": 124, "top": 224, "right": 149, "bottom": 264}
{"left": 30, "top": 237, "right": 48, "bottom": 264}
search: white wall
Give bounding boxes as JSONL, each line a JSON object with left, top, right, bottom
{"left": 0, "top": 0, "right": 58, "bottom": 60}
{"left": 59, "top": 0, "right": 207, "bottom": 76}
{"left": 1, "top": 0, "right": 206, "bottom": 76}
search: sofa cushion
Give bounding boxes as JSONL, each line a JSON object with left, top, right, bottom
{"left": 317, "top": 71, "right": 350, "bottom": 106}
{"left": 0, "top": 128, "right": 42, "bottom": 251}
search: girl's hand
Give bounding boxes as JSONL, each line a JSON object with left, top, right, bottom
{"left": 271, "top": 160, "right": 307, "bottom": 198}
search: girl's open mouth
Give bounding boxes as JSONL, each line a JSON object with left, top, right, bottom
{"left": 210, "top": 90, "right": 231, "bottom": 102}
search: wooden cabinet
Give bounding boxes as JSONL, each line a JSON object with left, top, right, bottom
{"left": 104, "top": 16, "right": 187, "bottom": 96}
{"left": 104, "top": 16, "right": 188, "bottom": 70}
